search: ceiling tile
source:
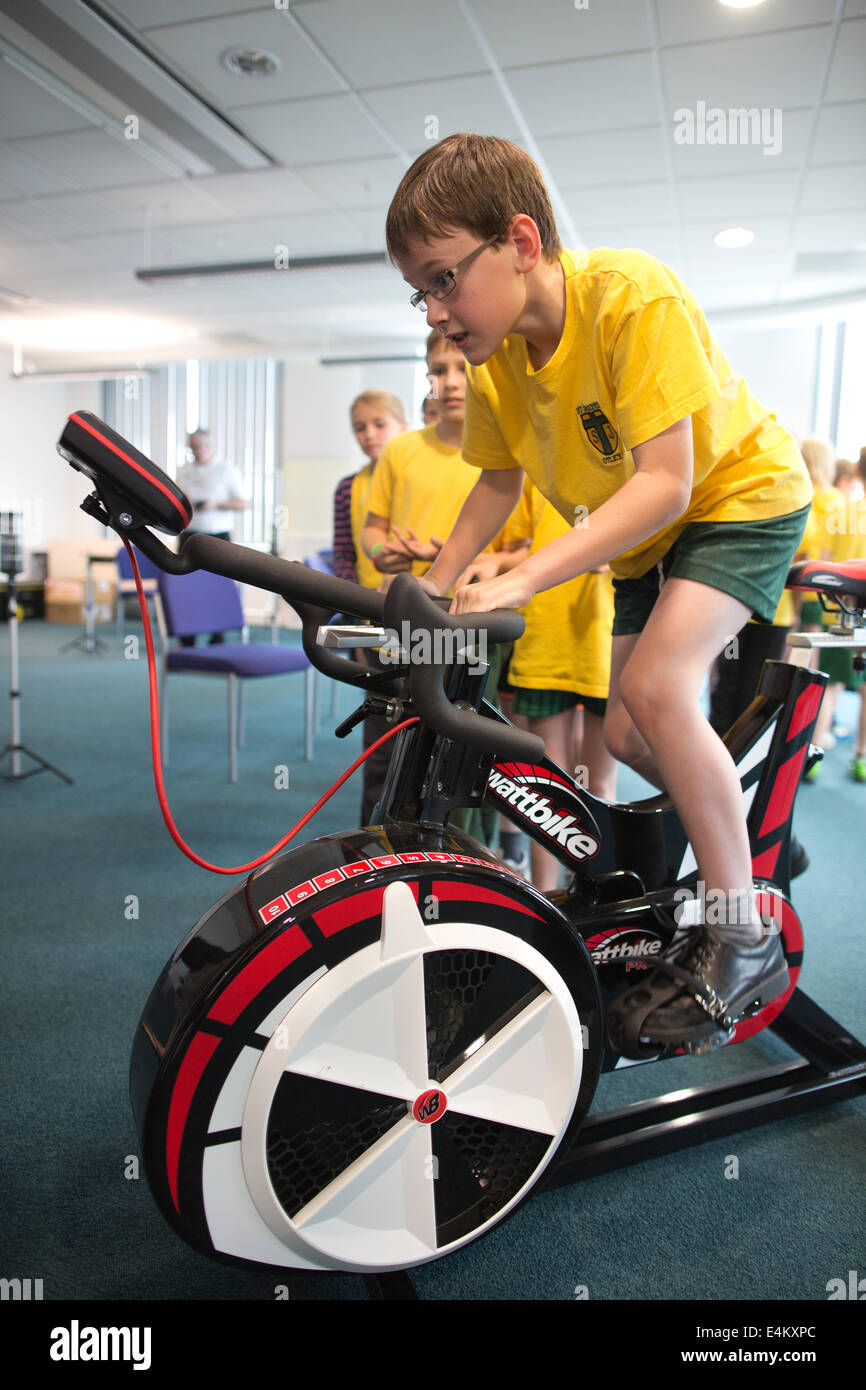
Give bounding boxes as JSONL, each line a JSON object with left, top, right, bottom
{"left": 110, "top": 0, "right": 275, "bottom": 25}
{"left": 657, "top": 0, "right": 838, "bottom": 46}
{"left": 540, "top": 125, "right": 671, "bottom": 189}
{"left": 506, "top": 52, "right": 662, "bottom": 137}
{"left": 801, "top": 163, "right": 866, "bottom": 210}
{"left": 469, "top": 0, "right": 651, "bottom": 64}
{"left": 296, "top": 0, "right": 486, "bottom": 89}
{"left": 681, "top": 215, "right": 791, "bottom": 255}
{"left": 685, "top": 252, "right": 793, "bottom": 284}
{"left": 0, "top": 146, "right": 83, "bottom": 199}
{"left": 561, "top": 181, "right": 676, "bottom": 229}
{"left": 845, "top": 0, "right": 866, "bottom": 14}
{"left": 663, "top": 27, "right": 831, "bottom": 110}
{"left": 793, "top": 208, "right": 866, "bottom": 250}
{"left": 187, "top": 168, "right": 329, "bottom": 218}
{"left": 812, "top": 101, "right": 866, "bottom": 163}
{"left": 163, "top": 209, "right": 366, "bottom": 259}
{"left": 0, "top": 63, "right": 92, "bottom": 140}
{"left": 678, "top": 170, "right": 801, "bottom": 220}
{"left": 9, "top": 129, "right": 183, "bottom": 191}
{"left": 229, "top": 93, "right": 395, "bottom": 164}
{"left": 577, "top": 225, "right": 684, "bottom": 265}
{"left": 142, "top": 8, "right": 341, "bottom": 108}
{"left": 671, "top": 107, "right": 812, "bottom": 175}
{"left": 826, "top": 18, "right": 866, "bottom": 103}
{"left": 93, "top": 180, "right": 241, "bottom": 230}
{"left": 297, "top": 156, "right": 407, "bottom": 210}
{"left": 360, "top": 73, "right": 521, "bottom": 154}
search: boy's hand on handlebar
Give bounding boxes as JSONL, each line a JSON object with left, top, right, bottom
{"left": 454, "top": 552, "right": 505, "bottom": 588}
{"left": 451, "top": 569, "right": 537, "bottom": 615}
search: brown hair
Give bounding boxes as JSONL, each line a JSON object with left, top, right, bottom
{"left": 349, "top": 390, "right": 406, "bottom": 425}
{"left": 799, "top": 437, "right": 835, "bottom": 491}
{"left": 386, "top": 133, "right": 561, "bottom": 263}
{"left": 834, "top": 457, "right": 858, "bottom": 486}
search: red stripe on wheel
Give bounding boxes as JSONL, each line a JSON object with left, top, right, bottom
{"left": 431, "top": 881, "right": 545, "bottom": 919}
{"left": 166, "top": 1031, "right": 220, "bottom": 1211}
{"left": 206, "top": 924, "right": 311, "bottom": 1024}
{"left": 315, "top": 881, "right": 419, "bottom": 937}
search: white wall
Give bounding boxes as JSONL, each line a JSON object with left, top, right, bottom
{"left": 0, "top": 350, "right": 103, "bottom": 574}
{"left": 710, "top": 321, "right": 820, "bottom": 443}
{"left": 279, "top": 357, "right": 419, "bottom": 557}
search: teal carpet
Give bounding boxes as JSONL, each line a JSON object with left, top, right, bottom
{"left": 1, "top": 618, "right": 864, "bottom": 1301}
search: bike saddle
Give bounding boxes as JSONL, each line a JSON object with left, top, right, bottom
{"left": 787, "top": 558, "right": 866, "bottom": 608}
{"left": 57, "top": 410, "right": 192, "bottom": 535}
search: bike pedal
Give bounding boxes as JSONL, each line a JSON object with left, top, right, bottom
{"left": 682, "top": 1024, "right": 736, "bottom": 1056}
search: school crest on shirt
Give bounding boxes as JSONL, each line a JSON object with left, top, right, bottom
{"left": 578, "top": 402, "right": 623, "bottom": 464}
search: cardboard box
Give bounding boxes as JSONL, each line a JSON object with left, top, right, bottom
{"left": 44, "top": 576, "right": 116, "bottom": 624}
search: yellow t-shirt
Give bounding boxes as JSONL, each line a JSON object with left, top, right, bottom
{"left": 365, "top": 425, "right": 496, "bottom": 582}
{"left": 349, "top": 462, "right": 380, "bottom": 590}
{"left": 462, "top": 248, "right": 812, "bottom": 580}
{"left": 505, "top": 480, "right": 613, "bottom": 696}
{"left": 827, "top": 495, "right": 866, "bottom": 563}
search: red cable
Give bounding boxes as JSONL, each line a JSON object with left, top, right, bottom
{"left": 123, "top": 538, "right": 418, "bottom": 875}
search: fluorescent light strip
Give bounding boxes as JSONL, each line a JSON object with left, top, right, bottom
{"left": 10, "top": 367, "right": 152, "bottom": 382}
{"left": 136, "top": 252, "right": 388, "bottom": 283}
{"left": 320, "top": 354, "right": 423, "bottom": 366}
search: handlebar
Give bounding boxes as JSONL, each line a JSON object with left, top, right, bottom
{"left": 59, "top": 408, "right": 545, "bottom": 761}
{"left": 384, "top": 573, "right": 545, "bottom": 761}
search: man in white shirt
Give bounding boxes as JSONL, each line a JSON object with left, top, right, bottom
{"left": 177, "top": 429, "right": 249, "bottom": 643}
{"left": 178, "top": 429, "right": 249, "bottom": 541}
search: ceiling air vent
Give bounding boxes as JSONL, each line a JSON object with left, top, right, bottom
{"left": 221, "top": 48, "right": 281, "bottom": 78}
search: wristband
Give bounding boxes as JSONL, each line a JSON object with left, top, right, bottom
{"left": 370, "top": 542, "right": 385, "bottom": 556}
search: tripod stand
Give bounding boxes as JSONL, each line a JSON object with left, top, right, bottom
{"left": 0, "top": 514, "right": 72, "bottom": 784}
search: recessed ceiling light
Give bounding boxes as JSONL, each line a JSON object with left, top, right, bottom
{"left": 719, "top": 0, "right": 767, "bottom": 8}
{"left": 221, "top": 48, "right": 281, "bottom": 77}
{"left": 714, "top": 227, "right": 755, "bottom": 249}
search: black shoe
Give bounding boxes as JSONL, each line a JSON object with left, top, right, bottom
{"left": 789, "top": 836, "right": 809, "bottom": 879}
{"left": 608, "top": 926, "right": 789, "bottom": 1059}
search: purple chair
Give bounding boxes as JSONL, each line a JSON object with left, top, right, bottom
{"left": 155, "top": 568, "right": 313, "bottom": 781}
{"left": 116, "top": 544, "right": 160, "bottom": 637}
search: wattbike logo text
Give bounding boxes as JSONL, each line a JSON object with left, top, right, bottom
{"left": 585, "top": 929, "right": 664, "bottom": 971}
{"left": 487, "top": 769, "right": 600, "bottom": 860}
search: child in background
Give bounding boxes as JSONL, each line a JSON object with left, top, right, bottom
{"left": 360, "top": 330, "right": 527, "bottom": 836}
{"left": 387, "top": 132, "right": 812, "bottom": 1057}
{"left": 457, "top": 478, "right": 617, "bottom": 890}
{"left": 796, "top": 438, "right": 842, "bottom": 660}
{"left": 331, "top": 391, "right": 408, "bottom": 587}
{"left": 806, "top": 455, "right": 866, "bottom": 779}
{"left": 361, "top": 332, "right": 498, "bottom": 580}
{"left": 331, "top": 390, "right": 407, "bottom": 826}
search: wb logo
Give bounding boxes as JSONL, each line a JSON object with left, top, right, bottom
{"left": 412, "top": 1088, "right": 447, "bottom": 1124}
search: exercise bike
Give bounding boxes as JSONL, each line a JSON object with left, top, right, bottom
{"left": 58, "top": 411, "right": 866, "bottom": 1288}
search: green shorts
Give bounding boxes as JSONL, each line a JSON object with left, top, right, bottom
{"left": 818, "top": 645, "right": 866, "bottom": 690}
{"left": 612, "top": 504, "right": 811, "bottom": 637}
{"left": 511, "top": 688, "right": 607, "bottom": 719}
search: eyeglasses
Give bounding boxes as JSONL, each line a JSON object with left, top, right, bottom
{"left": 409, "top": 237, "right": 499, "bottom": 312}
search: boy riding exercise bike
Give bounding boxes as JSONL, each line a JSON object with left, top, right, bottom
{"left": 58, "top": 411, "right": 866, "bottom": 1282}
